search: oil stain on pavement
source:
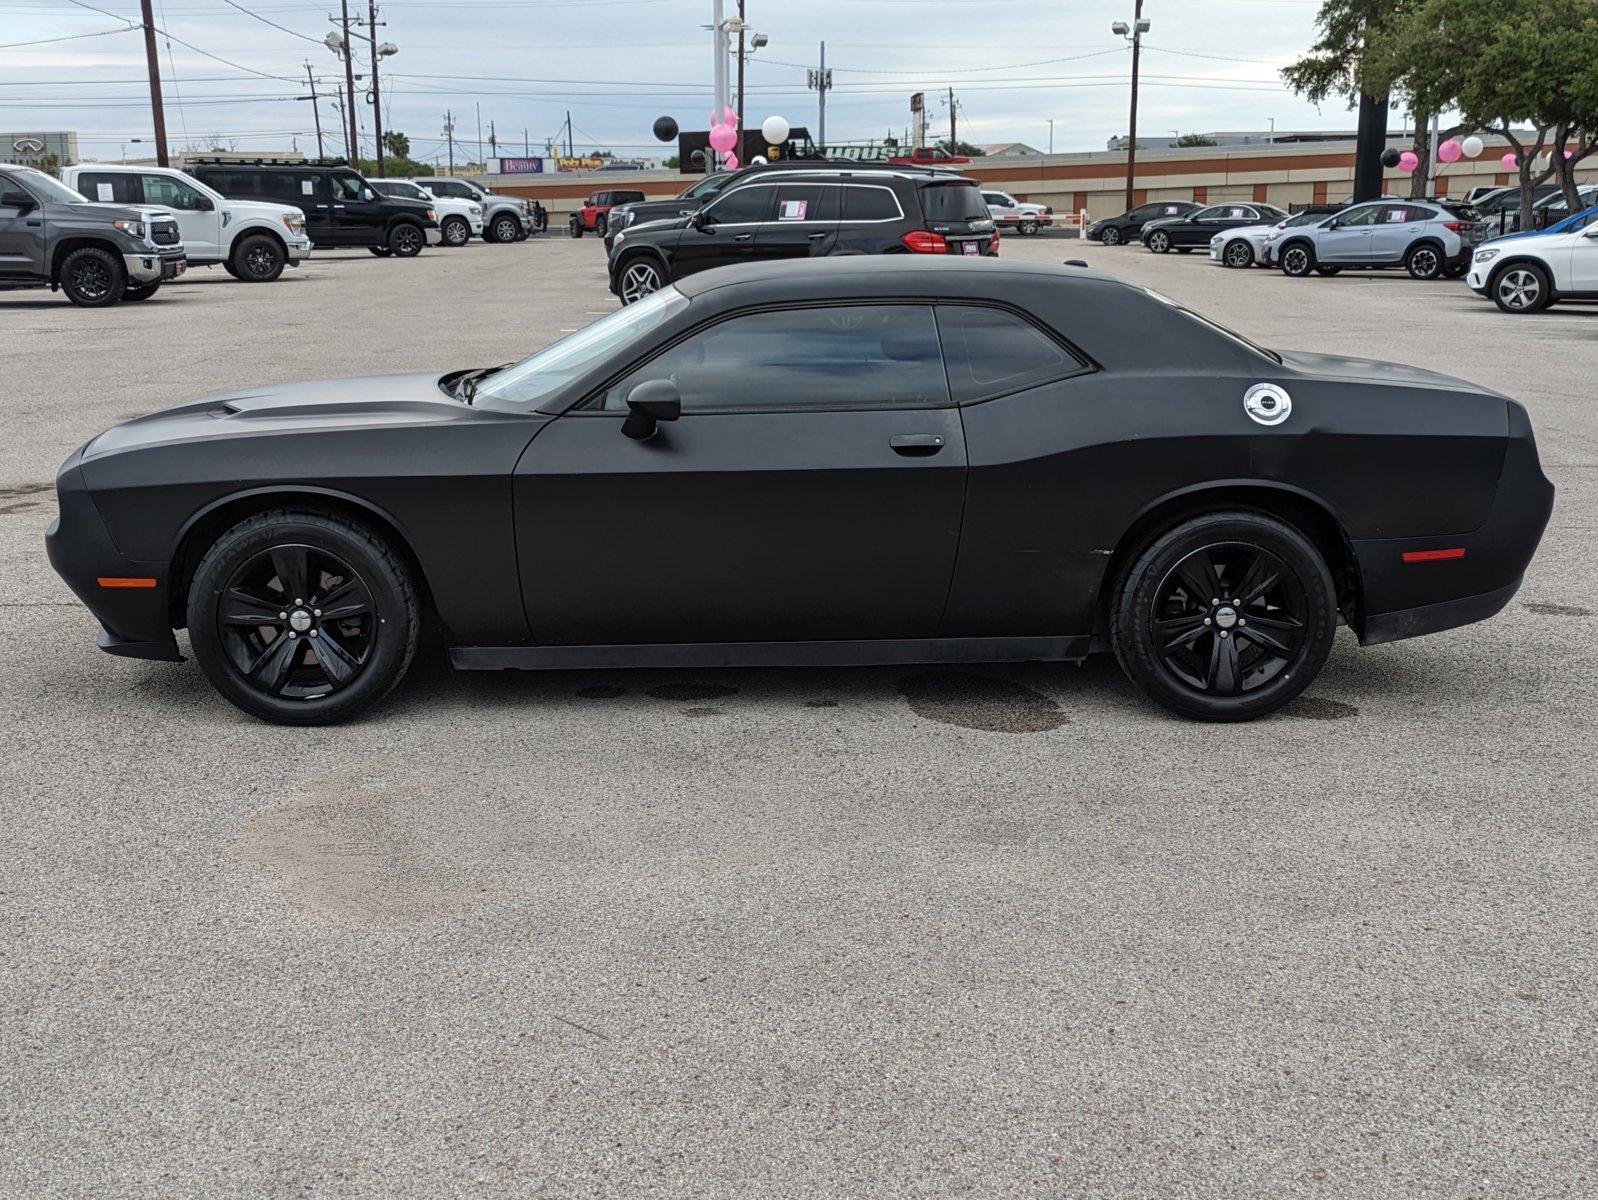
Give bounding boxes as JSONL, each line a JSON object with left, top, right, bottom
{"left": 647, "top": 682, "right": 738, "bottom": 702}
{"left": 897, "top": 670, "right": 1067, "bottom": 733}
{"left": 1524, "top": 602, "right": 1593, "bottom": 617}
{"left": 1282, "top": 696, "right": 1359, "bottom": 720}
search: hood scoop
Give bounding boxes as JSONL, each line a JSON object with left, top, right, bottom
{"left": 210, "top": 395, "right": 452, "bottom": 420}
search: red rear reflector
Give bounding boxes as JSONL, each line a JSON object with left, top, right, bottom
{"left": 988, "top": 228, "right": 1001, "bottom": 253}
{"left": 900, "top": 229, "right": 948, "bottom": 254}
{"left": 1401, "top": 548, "right": 1466, "bottom": 563}
{"left": 97, "top": 576, "right": 157, "bottom": 588}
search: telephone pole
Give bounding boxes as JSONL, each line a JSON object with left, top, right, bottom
{"left": 366, "top": 0, "right": 386, "bottom": 175}
{"left": 444, "top": 109, "right": 455, "bottom": 172}
{"left": 735, "top": 0, "right": 747, "bottom": 152}
{"left": 489, "top": 119, "right": 497, "bottom": 165}
{"left": 138, "top": 0, "right": 170, "bottom": 166}
{"left": 304, "top": 62, "right": 325, "bottom": 158}
{"left": 807, "top": 42, "right": 831, "bottom": 152}
{"left": 475, "top": 102, "right": 483, "bottom": 168}
{"left": 948, "top": 86, "right": 957, "bottom": 151}
{"left": 1112, "top": 0, "right": 1149, "bottom": 211}
{"left": 339, "top": 0, "right": 359, "bottom": 163}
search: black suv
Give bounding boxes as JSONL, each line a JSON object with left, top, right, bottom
{"left": 607, "top": 168, "right": 997, "bottom": 303}
{"left": 186, "top": 158, "right": 439, "bottom": 257}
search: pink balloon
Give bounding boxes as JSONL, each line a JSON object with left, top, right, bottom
{"left": 1565, "top": 148, "right": 1575, "bottom": 159}
{"left": 1398, "top": 151, "right": 1419, "bottom": 173}
{"left": 708, "top": 122, "right": 736, "bottom": 153}
{"left": 724, "top": 106, "right": 739, "bottom": 127}
{"left": 1438, "top": 138, "right": 1462, "bottom": 163}
{"left": 724, "top": 152, "right": 739, "bottom": 169}
{"left": 1500, "top": 152, "right": 1518, "bottom": 170}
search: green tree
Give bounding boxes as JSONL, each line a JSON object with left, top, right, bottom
{"left": 937, "top": 139, "right": 986, "bottom": 157}
{"left": 358, "top": 156, "right": 434, "bottom": 177}
{"left": 1176, "top": 133, "right": 1218, "bottom": 147}
{"left": 382, "top": 130, "right": 411, "bottom": 159}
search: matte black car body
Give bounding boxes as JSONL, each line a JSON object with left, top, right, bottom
{"left": 607, "top": 168, "right": 997, "bottom": 302}
{"left": 48, "top": 257, "right": 1552, "bottom": 723}
{"left": 1141, "top": 202, "right": 1287, "bottom": 253}
{"left": 1087, "top": 200, "right": 1201, "bottom": 245}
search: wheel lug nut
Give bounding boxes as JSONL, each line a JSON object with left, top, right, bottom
{"left": 1238, "top": 618, "right": 1246, "bottom": 626}
{"left": 288, "top": 631, "right": 297, "bottom": 639}
{"left": 1220, "top": 630, "right": 1229, "bottom": 638}
{"left": 1203, "top": 617, "right": 1212, "bottom": 625}
{"left": 313, "top": 609, "right": 321, "bottom": 617}
{"left": 309, "top": 630, "right": 318, "bottom": 638}
{"left": 1211, "top": 597, "right": 1219, "bottom": 605}
{"left": 294, "top": 598, "right": 302, "bottom": 605}
{"left": 278, "top": 612, "right": 287, "bottom": 620}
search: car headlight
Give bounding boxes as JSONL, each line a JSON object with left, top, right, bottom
{"left": 521, "top": 199, "right": 532, "bottom": 214}
{"left": 113, "top": 218, "right": 146, "bottom": 238}
{"left": 282, "top": 214, "right": 304, "bottom": 234}
{"left": 1474, "top": 247, "right": 1501, "bottom": 263}
{"left": 469, "top": 205, "right": 482, "bottom": 216}
{"left": 613, "top": 232, "right": 625, "bottom": 248}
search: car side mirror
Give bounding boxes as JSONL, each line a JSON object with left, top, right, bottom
{"left": 1, "top": 190, "right": 35, "bottom": 212}
{"left": 622, "top": 378, "right": 681, "bottom": 440}
{"left": 196, "top": 195, "right": 215, "bottom": 211}
{"left": 691, "top": 208, "right": 710, "bottom": 230}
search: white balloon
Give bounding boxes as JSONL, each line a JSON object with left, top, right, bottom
{"left": 751, "top": 155, "right": 768, "bottom": 165}
{"left": 761, "top": 115, "right": 791, "bottom": 145}
{"left": 1461, "top": 134, "right": 1484, "bottom": 159}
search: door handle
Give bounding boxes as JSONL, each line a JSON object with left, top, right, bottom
{"left": 332, "top": 204, "right": 347, "bottom": 209}
{"left": 890, "top": 433, "right": 946, "bottom": 456}
{"left": 807, "top": 231, "right": 828, "bottom": 240}
{"left": 732, "top": 232, "right": 753, "bottom": 242}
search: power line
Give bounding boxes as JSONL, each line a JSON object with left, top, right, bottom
{"left": 0, "top": 25, "right": 137, "bottom": 49}
{"left": 218, "top": 0, "right": 324, "bottom": 43}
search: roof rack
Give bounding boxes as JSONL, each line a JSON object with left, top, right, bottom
{"left": 183, "top": 156, "right": 347, "bottom": 168}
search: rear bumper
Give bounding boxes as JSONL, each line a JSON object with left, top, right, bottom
{"left": 1352, "top": 402, "right": 1554, "bottom": 645}
{"left": 44, "top": 450, "right": 182, "bottom": 662}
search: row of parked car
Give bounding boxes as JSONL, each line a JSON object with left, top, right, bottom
{"left": 0, "top": 157, "right": 546, "bottom": 307}
{"left": 1088, "top": 186, "right": 1598, "bottom": 314}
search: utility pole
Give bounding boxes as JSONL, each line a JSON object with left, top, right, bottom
{"left": 523, "top": 127, "right": 529, "bottom": 156}
{"left": 475, "top": 102, "right": 482, "bottom": 169}
{"left": 367, "top": 0, "right": 386, "bottom": 175}
{"left": 948, "top": 86, "right": 957, "bottom": 151}
{"left": 489, "top": 119, "right": 497, "bottom": 165}
{"left": 339, "top": 0, "right": 359, "bottom": 164}
{"left": 1047, "top": 118, "right": 1054, "bottom": 155}
{"left": 735, "top": 0, "right": 746, "bottom": 154}
{"left": 444, "top": 109, "right": 454, "bottom": 172}
{"left": 305, "top": 62, "right": 324, "bottom": 158}
{"left": 138, "top": 0, "right": 170, "bottom": 166}
{"left": 565, "top": 110, "right": 573, "bottom": 158}
{"left": 711, "top": 0, "right": 727, "bottom": 167}
{"left": 1124, "top": 0, "right": 1146, "bottom": 211}
{"left": 807, "top": 42, "right": 831, "bottom": 153}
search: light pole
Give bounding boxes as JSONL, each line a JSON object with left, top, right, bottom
{"left": 324, "top": 26, "right": 358, "bottom": 164}
{"left": 1047, "top": 119, "right": 1054, "bottom": 155}
{"left": 1112, "top": 3, "right": 1150, "bottom": 212}
{"left": 367, "top": 0, "right": 397, "bottom": 176}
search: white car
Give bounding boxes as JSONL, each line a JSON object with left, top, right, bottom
{"left": 1210, "top": 208, "right": 1339, "bottom": 269}
{"left": 62, "top": 163, "right": 311, "bottom": 281}
{"left": 981, "top": 189, "right": 1053, "bottom": 235}
{"left": 1465, "top": 204, "right": 1598, "bottom": 312}
{"left": 371, "top": 179, "right": 483, "bottom": 246}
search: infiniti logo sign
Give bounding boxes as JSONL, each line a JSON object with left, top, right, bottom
{"left": 12, "top": 137, "right": 46, "bottom": 154}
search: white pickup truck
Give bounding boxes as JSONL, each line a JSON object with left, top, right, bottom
{"left": 62, "top": 163, "right": 312, "bottom": 281}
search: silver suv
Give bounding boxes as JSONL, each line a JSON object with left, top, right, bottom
{"left": 1273, "top": 199, "right": 1485, "bottom": 281}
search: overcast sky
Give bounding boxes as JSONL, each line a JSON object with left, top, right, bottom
{"left": 1, "top": 0, "right": 1350, "bottom": 163}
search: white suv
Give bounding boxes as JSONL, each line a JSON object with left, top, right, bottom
{"left": 1466, "top": 205, "right": 1598, "bottom": 312}
{"left": 981, "top": 190, "right": 1053, "bottom": 235}
{"left": 62, "top": 163, "right": 311, "bottom": 281}
{"left": 371, "top": 179, "right": 482, "bottom": 246}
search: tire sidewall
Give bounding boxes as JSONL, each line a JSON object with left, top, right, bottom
{"left": 1111, "top": 511, "right": 1337, "bottom": 721}
{"left": 1280, "top": 242, "right": 1314, "bottom": 277}
{"left": 493, "top": 214, "right": 520, "bottom": 242}
{"left": 1102, "top": 226, "right": 1122, "bottom": 245}
{"left": 1224, "top": 240, "right": 1253, "bottom": 268}
{"left": 233, "top": 234, "right": 285, "bottom": 282}
{"left": 187, "top": 513, "right": 417, "bottom": 725}
{"left": 1491, "top": 262, "right": 1549, "bottom": 313}
{"left": 389, "top": 223, "right": 424, "bottom": 256}
{"left": 1406, "top": 243, "right": 1442, "bottom": 280}
{"left": 1148, "top": 231, "right": 1170, "bottom": 253}
{"left": 60, "top": 247, "right": 125, "bottom": 306}
{"left": 443, "top": 216, "right": 470, "bottom": 245}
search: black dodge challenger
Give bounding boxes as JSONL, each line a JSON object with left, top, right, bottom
{"left": 47, "top": 257, "right": 1553, "bottom": 724}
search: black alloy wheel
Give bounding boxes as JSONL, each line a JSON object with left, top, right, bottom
{"left": 1111, "top": 511, "right": 1336, "bottom": 721}
{"left": 1405, "top": 243, "right": 1442, "bottom": 280}
{"left": 388, "top": 222, "right": 424, "bottom": 257}
{"left": 233, "top": 233, "right": 285, "bottom": 282}
{"left": 59, "top": 246, "right": 125, "bottom": 307}
{"left": 568, "top": 214, "right": 584, "bottom": 238}
{"left": 188, "top": 510, "right": 418, "bottom": 725}
{"left": 1101, "top": 225, "right": 1123, "bottom": 246}
{"left": 1279, "top": 243, "right": 1315, "bottom": 277}
{"left": 493, "top": 213, "right": 521, "bottom": 243}
{"left": 442, "top": 215, "right": 471, "bottom": 246}
{"left": 1147, "top": 230, "right": 1172, "bottom": 253}
{"left": 594, "top": 214, "right": 608, "bottom": 238}
{"left": 1223, "top": 240, "right": 1254, "bottom": 268}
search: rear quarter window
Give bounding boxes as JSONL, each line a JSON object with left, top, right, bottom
{"left": 843, "top": 186, "right": 901, "bottom": 222}
{"left": 919, "top": 183, "right": 988, "bottom": 222}
{"left": 936, "top": 306, "right": 1086, "bottom": 403}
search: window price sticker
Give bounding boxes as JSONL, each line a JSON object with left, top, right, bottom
{"left": 778, "top": 199, "right": 808, "bottom": 221}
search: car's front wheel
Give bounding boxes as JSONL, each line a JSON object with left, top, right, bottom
{"left": 388, "top": 222, "right": 425, "bottom": 257}
{"left": 617, "top": 257, "right": 664, "bottom": 305}
{"left": 59, "top": 246, "right": 125, "bottom": 306}
{"left": 1101, "top": 225, "right": 1123, "bottom": 246}
{"left": 1279, "top": 243, "right": 1315, "bottom": 277}
{"left": 231, "top": 233, "right": 286, "bottom": 281}
{"left": 1404, "top": 242, "right": 1442, "bottom": 280}
{"left": 441, "top": 216, "right": 471, "bottom": 246}
{"left": 1147, "top": 230, "right": 1171, "bottom": 253}
{"left": 491, "top": 213, "right": 521, "bottom": 243}
{"left": 1223, "top": 240, "right": 1254, "bottom": 268}
{"left": 568, "top": 214, "right": 584, "bottom": 238}
{"left": 187, "top": 510, "right": 419, "bottom": 725}
{"left": 1110, "top": 510, "right": 1337, "bottom": 721}
{"left": 1491, "top": 262, "right": 1552, "bottom": 313}
{"left": 1018, "top": 218, "right": 1038, "bottom": 235}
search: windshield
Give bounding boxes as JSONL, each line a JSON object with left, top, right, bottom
{"left": 13, "top": 168, "right": 87, "bottom": 204}
{"left": 1283, "top": 210, "right": 1328, "bottom": 228}
{"left": 473, "top": 287, "right": 689, "bottom": 407}
{"left": 1142, "top": 286, "right": 1281, "bottom": 364}
{"left": 680, "top": 173, "right": 727, "bottom": 200}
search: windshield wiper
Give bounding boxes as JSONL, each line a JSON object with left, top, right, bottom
{"left": 454, "top": 362, "right": 512, "bottom": 405}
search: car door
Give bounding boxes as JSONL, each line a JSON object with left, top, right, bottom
{"left": 1178, "top": 205, "right": 1225, "bottom": 247}
{"left": 1567, "top": 223, "right": 1598, "bottom": 291}
{"left": 140, "top": 171, "right": 220, "bottom": 259}
{"left": 673, "top": 181, "right": 772, "bottom": 277}
{"left": 328, "top": 170, "right": 387, "bottom": 245}
{"left": 513, "top": 303, "right": 968, "bottom": 646}
{"left": 1370, "top": 203, "right": 1421, "bottom": 264}
{"left": 0, "top": 172, "right": 46, "bottom": 279}
{"left": 753, "top": 182, "right": 841, "bottom": 261}
{"left": 1317, "top": 203, "right": 1379, "bottom": 262}
{"left": 983, "top": 191, "right": 1015, "bottom": 224}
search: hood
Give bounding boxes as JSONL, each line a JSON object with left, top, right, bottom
{"left": 49, "top": 201, "right": 173, "bottom": 224}
{"left": 1142, "top": 215, "right": 1187, "bottom": 231}
{"left": 224, "top": 197, "right": 305, "bottom": 221}
{"left": 621, "top": 213, "right": 692, "bottom": 238}
{"left": 1277, "top": 349, "right": 1502, "bottom": 396}
{"left": 82, "top": 372, "right": 473, "bottom": 461}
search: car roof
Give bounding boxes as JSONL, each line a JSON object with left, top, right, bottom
{"left": 673, "top": 254, "right": 1119, "bottom": 300}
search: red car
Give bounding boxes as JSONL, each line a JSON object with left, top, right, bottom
{"left": 568, "top": 188, "right": 646, "bottom": 238}
{"left": 887, "top": 147, "right": 971, "bottom": 166}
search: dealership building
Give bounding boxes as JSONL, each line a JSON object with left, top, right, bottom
{"left": 2, "top": 131, "right": 77, "bottom": 168}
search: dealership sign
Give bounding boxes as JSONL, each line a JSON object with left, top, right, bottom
{"left": 556, "top": 156, "right": 605, "bottom": 172}
{"left": 495, "top": 157, "right": 544, "bottom": 174}
{"left": 13, "top": 137, "right": 45, "bottom": 154}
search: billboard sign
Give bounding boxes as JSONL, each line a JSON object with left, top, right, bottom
{"left": 495, "top": 157, "right": 543, "bottom": 174}
{"left": 556, "top": 155, "right": 606, "bottom": 171}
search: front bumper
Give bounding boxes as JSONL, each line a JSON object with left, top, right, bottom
{"left": 1354, "top": 401, "right": 1554, "bottom": 645}
{"left": 285, "top": 235, "right": 313, "bottom": 266}
{"left": 124, "top": 247, "right": 187, "bottom": 284}
{"left": 45, "top": 448, "right": 182, "bottom": 662}
{"left": 1466, "top": 258, "right": 1493, "bottom": 293}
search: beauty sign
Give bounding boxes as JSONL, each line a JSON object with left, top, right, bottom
{"left": 778, "top": 199, "right": 808, "bottom": 221}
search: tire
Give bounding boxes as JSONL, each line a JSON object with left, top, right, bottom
{"left": 1279, "top": 242, "right": 1315, "bottom": 277}
{"left": 1491, "top": 262, "right": 1552, "bottom": 313}
{"left": 616, "top": 256, "right": 664, "bottom": 305}
{"left": 1101, "top": 225, "right": 1123, "bottom": 246}
{"left": 1404, "top": 242, "right": 1443, "bottom": 280}
{"left": 1222, "top": 239, "right": 1254, "bottom": 269}
{"left": 369, "top": 246, "right": 394, "bottom": 257}
{"left": 1442, "top": 261, "right": 1467, "bottom": 279}
{"left": 441, "top": 216, "right": 471, "bottom": 247}
{"left": 121, "top": 282, "right": 160, "bottom": 301}
{"left": 1018, "top": 218, "right": 1038, "bottom": 236}
{"left": 230, "top": 233, "right": 285, "bottom": 282}
{"left": 223, "top": 260, "right": 243, "bottom": 279}
{"left": 1147, "top": 230, "right": 1171, "bottom": 254}
{"left": 491, "top": 213, "right": 522, "bottom": 243}
{"left": 186, "top": 509, "right": 419, "bottom": 726}
{"left": 1315, "top": 265, "right": 1342, "bottom": 276}
{"left": 1110, "top": 510, "right": 1337, "bottom": 722}
{"left": 58, "top": 246, "right": 125, "bottom": 307}
{"left": 568, "top": 215, "right": 584, "bottom": 239}
{"left": 594, "top": 214, "right": 608, "bottom": 238}
{"left": 387, "top": 222, "right": 425, "bottom": 257}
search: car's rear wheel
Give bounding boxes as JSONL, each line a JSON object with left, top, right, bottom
{"left": 231, "top": 233, "right": 286, "bottom": 282}
{"left": 492, "top": 213, "right": 521, "bottom": 243}
{"left": 187, "top": 510, "right": 419, "bottom": 725}
{"left": 1101, "top": 225, "right": 1123, "bottom": 246}
{"left": 388, "top": 222, "right": 424, "bottom": 257}
{"left": 1018, "top": 218, "right": 1038, "bottom": 235}
{"left": 1405, "top": 242, "right": 1442, "bottom": 280}
{"left": 1110, "top": 510, "right": 1337, "bottom": 721}
{"left": 617, "top": 257, "right": 664, "bottom": 305}
{"left": 59, "top": 246, "right": 125, "bottom": 306}
{"left": 441, "top": 215, "right": 471, "bottom": 246}
{"left": 1147, "top": 230, "right": 1171, "bottom": 253}
{"left": 1223, "top": 240, "right": 1254, "bottom": 268}
{"left": 1491, "top": 262, "right": 1552, "bottom": 313}
{"left": 1279, "top": 243, "right": 1315, "bottom": 277}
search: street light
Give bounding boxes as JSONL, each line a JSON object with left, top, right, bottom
{"left": 1112, "top": 4, "right": 1151, "bottom": 211}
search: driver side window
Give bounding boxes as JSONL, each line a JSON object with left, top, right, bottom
{"left": 594, "top": 305, "right": 949, "bottom": 413}
{"left": 141, "top": 173, "right": 204, "bottom": 210}
{"left": 1336, "top": 205, "right": 1381, "bottom": 227}
{"left": 331, "top": 172, "right": 367, "bottom": 201}
{"left": 704, "top": 185, "right": 773, "bottom": 225}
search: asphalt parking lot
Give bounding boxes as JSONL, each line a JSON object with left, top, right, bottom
{"left": 3, "top": 232, "right": 1595, "bottom": 1198}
